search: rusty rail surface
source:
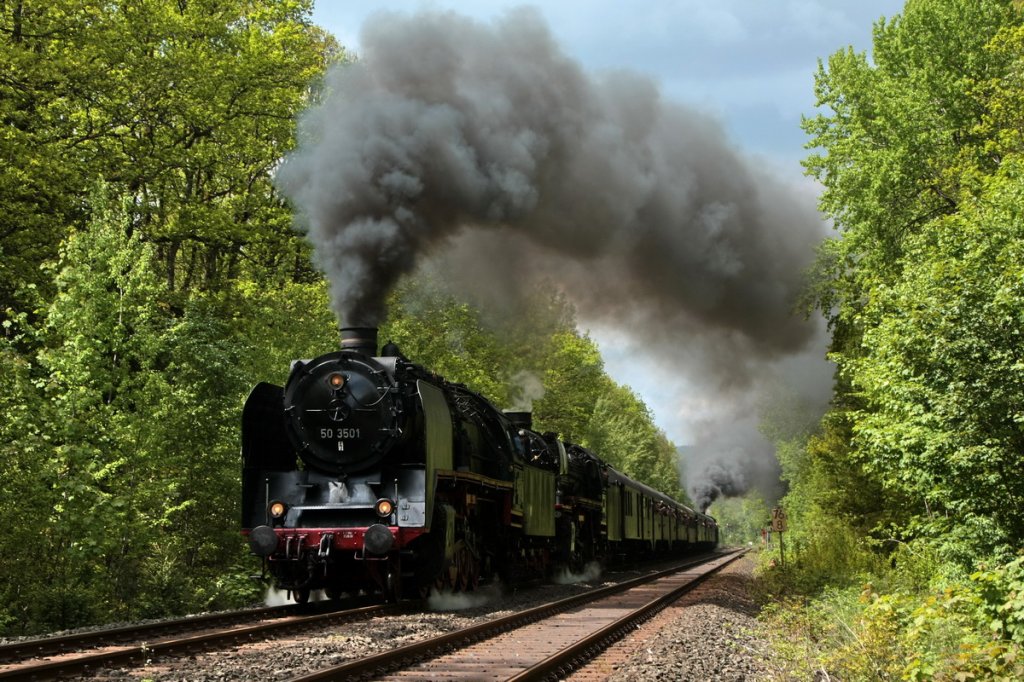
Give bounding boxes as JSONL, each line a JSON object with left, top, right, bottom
{"left": 288, "top": 549, "right": 746, "bottom": 682}
{"left": 0, "top": 599, "right": 398, "bottom": 681}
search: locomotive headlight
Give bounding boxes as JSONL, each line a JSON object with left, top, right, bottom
{"left": 375, "top": 498, "right": 394, "bottom": 518}
{"left": 327, "top": 372, "right": 346, "bottom": 389}
{"left": 269, "top": 500, "right": 287, "bottom": 519}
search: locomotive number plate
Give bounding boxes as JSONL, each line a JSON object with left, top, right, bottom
{"left": 320, "top": 428, "right": 361, "bottom": 439}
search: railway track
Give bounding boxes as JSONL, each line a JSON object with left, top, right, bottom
{"left": 0, "top": 598, "right": 399, "bottom": 681}
{"left": 288, "top": 549, "right": 746, "bottom": 681}
{"left": 1, "top": 550, "right": 743, "bottom": 680}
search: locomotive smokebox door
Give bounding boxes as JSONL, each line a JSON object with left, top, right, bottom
{"left": 282, "top": 349, "right": 401, "bottom": 475}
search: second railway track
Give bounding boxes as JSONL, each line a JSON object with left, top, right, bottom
{"left": 0, "top": 599, "right": 400, "bottom": 681}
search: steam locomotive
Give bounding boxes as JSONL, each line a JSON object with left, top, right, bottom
{"left": 241, "top": 328, "right": 717, "bottom": 603}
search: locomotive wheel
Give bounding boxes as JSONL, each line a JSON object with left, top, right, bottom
{"left": 384, "top": 555, "right": 403, "bottom": 603}
{"left": 385, "top": 569, "right": 402, "bottom": 603}
{"left": 292, "top": 587, "right": 311, "bottom": 604}
{"left": 455, "top": 547, "right": 479, "bottom": 591}
{"left": 455, "top": 549, "right": 468, "bottom": 591}
{"left": 432, "top": 561, "right": 452, "bottom": 593}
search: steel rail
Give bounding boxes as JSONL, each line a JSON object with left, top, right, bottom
{"left": 0, "top": 599, "right": 365, "bottom": 664}
{"left": 0, "top": 601, "right": 400, "bottom": 681}
{"left": 286, "top": 550, "right": 741, "bottom": 682}
{"left": 508, "top": 549, "right": 747, "bottom": 681}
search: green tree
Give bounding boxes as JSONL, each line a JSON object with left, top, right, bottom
{"left": 708, "top": 492, "right": 769, "bottom": 546}
{"left": 759, "top": 3, "right": 1024, "bottom": 676}
{"left": 849, "top": 157, "right": 1024, "bottom": 559}
{"left": 14, "top": 188, "right": 341, "bottom": 631}
{"left": 532, "top": 330, "right": 607, "bottom": 443}
{"left": 0, "top": 0, "right": 337, "bottom": 318}
{"left": 802, "top": 0, "right": 1024, "bottom": 556}
{"left": 0, "top": 316, "right": 55, "bottom": 632}
{"left": 77, "top": 0, "right": 337, "bottom": 292}
{"left": 0, "top": 1, "right": 96, "bottom": 313}
{"left": 585, "top": 383, "right": 684, "bottom": 500}
{"left": 381, "top": 277, "right": 507, "bottom": 402}
{"left": 804, "top": 0, "right": 1020, "bottom": 359}
{"left": 35, "top": 189, "right": 170, "bottom": 628}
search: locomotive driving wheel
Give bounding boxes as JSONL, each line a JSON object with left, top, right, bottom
{"left": 385, "top": 554, "right": 403, "bottom": 603}
{"left": 385, "top": 569, "right": 402, "bottom": 603}
{"left": 435, "top": 561, "right": 454, "bottom": 591}
{"left": 455, "top": 546, "right": 479, "bottom": 591}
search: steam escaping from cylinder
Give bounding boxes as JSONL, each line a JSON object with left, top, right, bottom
{"left": 275, "top": 8, "right": 830, "bottom": 507}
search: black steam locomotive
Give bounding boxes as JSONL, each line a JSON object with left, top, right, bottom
{"left": 241, "top": 328, "right": 717, "bottom": 603}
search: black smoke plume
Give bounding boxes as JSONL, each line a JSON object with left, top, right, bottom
{"left": 275, "top": 8, "right": 829, "bottom": 507}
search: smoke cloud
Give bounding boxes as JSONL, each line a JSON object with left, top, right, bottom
{"left": 508, "top": 370, "right": 546, "bottom": 412}
{"left": 276, "top": 8, "right": 829, "bottom": 508}
{"left": 679, "top": 408, "right": 783, "bottom": 513}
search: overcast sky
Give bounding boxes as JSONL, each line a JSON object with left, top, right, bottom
{"left": 306, "top": 0, "right": 905, "bottom": 446}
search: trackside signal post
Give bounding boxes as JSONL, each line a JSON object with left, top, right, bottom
{"left": 771, "top": 507, "right": 787, "bottom": 566}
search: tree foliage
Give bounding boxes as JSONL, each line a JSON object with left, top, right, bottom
{"left": 585, "top": 383, "right": 685, "bottom": 501}
{"left": 765, "top": 2, "right": 1024, "bottom": 677}
{"left": 849, "top": 159, "right": 1024, "bottom": 558}
{"left": 801, "top": 0, "right": 1024, "bottom": 559}
{"left": 0, "top": 0, "right": 336, "bottom": 314}
{"left": 0, "top": 0, "right": 338, "bottom": 631}
{"left": 804, "top": 0, "right": 1017, "bottom": 316}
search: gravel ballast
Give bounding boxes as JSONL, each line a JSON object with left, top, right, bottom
{"left": 67, "top": 554, "right": 773, "bottom": 681}
{"left": 571, "top": 554, "right": 771, "bottom": 681}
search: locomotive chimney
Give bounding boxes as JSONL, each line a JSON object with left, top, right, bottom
{"left": 340, "top": 326, "right": 378, "bottom": 356}
{"left": 504, "top": 411, "right": 533, "bottom": 430}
